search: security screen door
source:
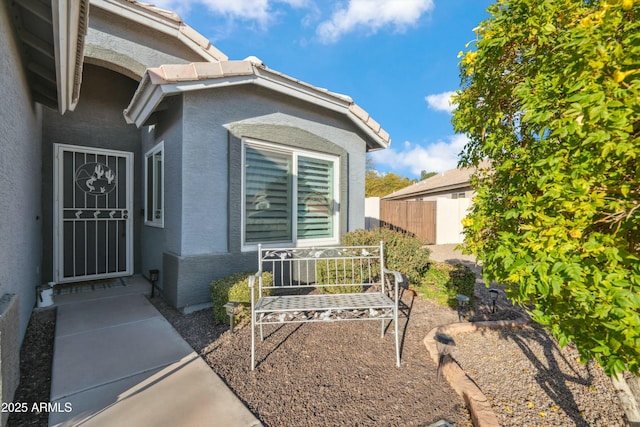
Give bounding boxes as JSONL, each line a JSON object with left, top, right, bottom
{"left": 54, "top": 144, "right": 133, "bottom": 282}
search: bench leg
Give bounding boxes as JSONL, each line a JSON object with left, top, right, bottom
{"left": 380, "top": 319, "right": 385, "bottom": 338}
{"left": 251, "top": 313, "right": 255, "bottom": 370}
{"left": 395, "top": 310, "right": 401, "bottom": 367}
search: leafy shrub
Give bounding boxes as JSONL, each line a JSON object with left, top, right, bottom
{"left": 453, "top": 0, "right": 640, "bottom": 376}
{"left": 419, "top": 262, "right": 476, "bottom": 307}
{"left": 341, "top": 227, "right": 431, "bottom": 286}
{"left": 316, "top": 258, "right": 364, "bottom": 294}
{"left": 448, "top": 263, "right": 476, "bottom": 300}
{"left": 210, "top": 271, "right": 273, "bottom": 324}
{"left": 422, "top": 262, "right": 450, "bottom": 286}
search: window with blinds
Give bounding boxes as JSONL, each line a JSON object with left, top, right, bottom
{"left": 244, "top": 146, "right": 292, "bottom": 243}
{"left": 243, "top": 140, "right": 338, "bottom": 247}
{"left": 145, "top": 143, "right": 163, "bottom": 227}
{"left": 297, "top": 156, "right": 333, "bottom": 239}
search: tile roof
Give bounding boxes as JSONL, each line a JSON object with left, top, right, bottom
{"left": 383, "top": 160, "right": 491, "bottom": 200}
{"left": 125, "top": 58, "right": 391, "bottom": 150}
{"left": 93, "top": 0, "right": 228, "bottom": 62}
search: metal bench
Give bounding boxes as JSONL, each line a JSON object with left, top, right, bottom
{"left": 249, "top": 241, "right": 404, "bottom": 370}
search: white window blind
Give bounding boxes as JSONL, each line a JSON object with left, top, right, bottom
{"left": 297, "top": 156, "right": 333, "bottom": 239}
{"left": 244, "top": 146, "right": 292, "bottom": 243}
{"left": 243, "top": 140, "right": 339, "bottom": 247}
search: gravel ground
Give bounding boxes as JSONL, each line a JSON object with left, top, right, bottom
{"left": 8, "top": 308, "right": 56, "bottom": 427}
{"left": 453, "top": 326, "right": 627, "bottom": 426}
{"left": 152, "top": 292, "right": 472, "bottom": 427}
{"left": 8, "top": 244, "right": 629, "bottom": 426}
{"left": 427, "top": 244, "right": 628, "bottom": 426}
{"left": 152, "top": 243, "right": 628, "bottom": 427}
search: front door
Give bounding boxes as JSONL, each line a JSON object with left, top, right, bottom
{"left": 54, "top": 144, "right": 133, "bottom": 283}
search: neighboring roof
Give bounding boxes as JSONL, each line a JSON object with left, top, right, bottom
{"left": 123, "top": 58, "right": 391, "bottom": 151}
{"left": 89, "top": 0, "right": 228, "bottom": 63}
{"left": 8, "top": 0, "right": 89, "bottom": 112}
{"left": 383, "top": 161, "right": 490, "bottom": 200}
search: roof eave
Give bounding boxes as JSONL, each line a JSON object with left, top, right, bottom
{"left": 124, "top": 73, "right": 346, "bottom": 128}
{"left": 124, "top": 62, "right": 391, "bottom": 150}
{"left": 347, "top": 104, "right": 389, "bottom": 151}
{"left": 123, "top": 73, "right": 170, "bottom": 127}
{"left": 52, "top": 0, "right": 89, "bottom": 113}
{"left": 383, "top": 182, "right": 472, "bottom": 200}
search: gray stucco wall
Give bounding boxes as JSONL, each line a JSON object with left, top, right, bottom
{"left": 154, "top": 85, "right": 368, "bottom": 309}
{"left": 42, "top": 64, "right": 143, "bottom": 282}
{"left": 140, "top": 96, "right": 184, "bottom": 301}
{"left": 0, "top": 1, "right": 43, "bottom": 414}
{"left": 85, "top": 7, "right": 207, "bottom": 79}
{"left": 180, "top": 85, "right": 367, "bottom": 256}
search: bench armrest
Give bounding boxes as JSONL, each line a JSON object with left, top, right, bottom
{"left": 248, "top": 271, "right": 261, "bottom": 288}
{"left": 383, "top": 268, "right": 405, "bottom": 302}
{"left": 248, "top": 271, "right": 262, "bottom": 310}
{"left": 383, "top": 268, "right": 404, "bottom": 286}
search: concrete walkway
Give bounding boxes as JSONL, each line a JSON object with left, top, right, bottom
{"left": 49, "top": 276, "right": 261, "bottom": 427}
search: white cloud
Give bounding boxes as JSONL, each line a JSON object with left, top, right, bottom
{"left": 370, "top": 134, "right": 468, "bottom": 176}
{"left": 425, "top": 91, "right": 457, "bottom": 113}
{"left": 144, "top": 0, "right": 192, "bottom": 16}
{"left": 150, "top": 0, "right": 311, "bottom": 28}
{"left": 317, "top": 0, "right": 434, "bottom": 43}
{"left": 198, "top": 0, "right": 272, "bottom": 25}
{"left": 142, "top": 1, "right": 432, "bottom": 42}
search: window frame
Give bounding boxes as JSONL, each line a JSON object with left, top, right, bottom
{"left": 144, "top": 142, "right": 164, "bottom": 228}
{"left": 241, "top": 138, "right": 340, "bottom": 251}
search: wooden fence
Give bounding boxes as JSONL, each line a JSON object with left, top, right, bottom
{"left": 379, "top": 200, "right": 436, "bottom": 244}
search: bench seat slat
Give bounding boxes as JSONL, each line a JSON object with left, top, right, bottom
{"left": 255, "top": 292, "right": 394, "bottom": 313}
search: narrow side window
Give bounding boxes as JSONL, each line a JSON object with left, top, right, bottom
{"left": 145, "top": 143, "right": 163, "bottom": 227}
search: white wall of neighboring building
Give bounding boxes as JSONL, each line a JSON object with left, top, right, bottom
{"left": 435, "top": 198, "right": 472, "bottom": 244}
{"left": 364, "top": 197, "right": 380, "bottom": 229}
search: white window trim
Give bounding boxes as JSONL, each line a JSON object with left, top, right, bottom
{"left": 241, "top": 138, "right": 340, "bottom": 251}
{"left": 144, "top": 142, "right": 164, "bottom": 228}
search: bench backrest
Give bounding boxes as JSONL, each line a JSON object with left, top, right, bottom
{"left": 257, "top": 241, "right": 385, "bottom": 293}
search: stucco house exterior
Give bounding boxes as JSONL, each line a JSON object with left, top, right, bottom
{"left": 0, "top": 0, "right": 389, "bottom": 413}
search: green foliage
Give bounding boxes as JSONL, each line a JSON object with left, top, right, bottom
{"left": 420, "top": 170, "right": 438, "bottom": 181}
{"left": 419, "top": 262, "right": 476, "bottom": 307}
{"left": 341, "top": 228, "right": 431, "bottom": 286}
{"left": 365, "top": 170, "right": 416, "bottom": 197}
{"left": 448, "top": 263, "right": 477, "bottom": 300}
{"left": 339, "top": 229, "right": 476, "bottom": 307}
{"left": 453, "top": 0, "right": 640, "bottom": 376}
{"left": 210, "top": 271, "right": 273, "bottom": 325}
{"left": 316, "top": 259, "right": 364, "bottom": 294}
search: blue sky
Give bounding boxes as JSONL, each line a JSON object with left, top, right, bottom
{"left": 151, "top": 0, "right": 495, "bottom": 178}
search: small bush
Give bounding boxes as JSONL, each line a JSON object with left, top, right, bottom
{"left": 448, "top": 263, "right": 476, "bottom": 300}
{"left": 422, "top": 262, "right": 450, "bottom": 287}
{"left": 316, "top": 258, "right": 365, "bottom": 294}
{"left": 210, "top": 271, "right": 273, "bottom": 325}
{"left": 341, "top": 228, "right": 431, "bottom": 286}
{"left": 418, "top": 262, "right": 476, "bottom": 307}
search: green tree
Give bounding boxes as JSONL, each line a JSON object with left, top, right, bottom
{"left": 420, "top": 170, "right": 437, "bottom": 181}
{"left": 365, "top": 170, "right": 415, "bottom": 197}
{"left": 453, "top": 0, "right": 639, "bottom": 376}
